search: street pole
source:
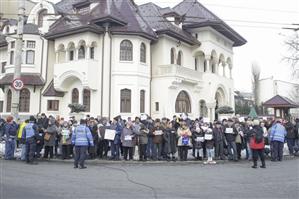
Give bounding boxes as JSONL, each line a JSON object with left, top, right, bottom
{"left": 11, "top": 0, "right": 25, "bottom": 119}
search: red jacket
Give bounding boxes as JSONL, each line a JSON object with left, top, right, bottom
{"left": 249, "top": 137, "right": 265, "bottom": 150}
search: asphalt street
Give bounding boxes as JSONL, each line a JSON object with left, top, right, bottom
{"left": 0, "top": 159, "right": 298, "bottom": 199}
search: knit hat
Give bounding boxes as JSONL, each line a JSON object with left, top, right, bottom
{"left": 29, "top": 115, "right": 36, "bottom": 122}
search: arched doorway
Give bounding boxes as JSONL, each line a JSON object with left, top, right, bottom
{"left": 175, "top": 90, "right": 191, "bottom": 113}
{"left": 215, "top": 87, "right": 226, "bottom": 120}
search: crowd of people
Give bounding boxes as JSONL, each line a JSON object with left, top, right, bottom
{"left": 1, "top": 113, "right": 298, "bottom": 169}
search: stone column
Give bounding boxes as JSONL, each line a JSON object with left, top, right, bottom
{"left": 101, "top": 24, "right": 112, "bottom": 119}
{"left": 205, "top": 55, "right": 211, "bottom": 72}
{"left": 86, "top": 45, "right": 90, "bottom": 60}
{"left": 206, "top": 102, "right": 216, "bottom": 122}
{"left": 229, "top": 64, "right": 233, "bottom": 79}
{"left": 222, "top": 62, "right": 226, "bottom": 77}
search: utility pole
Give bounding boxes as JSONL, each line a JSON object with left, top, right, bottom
{"left": 11, "top": 0, "right": 25, "bottom": 119}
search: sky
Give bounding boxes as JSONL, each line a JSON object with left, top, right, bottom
{"left": 47, "top": 0, "right": 299, "bottom": 92}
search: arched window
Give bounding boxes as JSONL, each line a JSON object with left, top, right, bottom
{"left": 140, "top": 90, "right": 145, "bottom": 113}
{"left": 175, "top": 90, "right": 191, "bottom": 113}
{"left": 10, "top": 51, "right": 14, "bottom": 65}
{"left": 78, "top": 45, "right": 85, "bottom": 59}
{"left": 170, "top": 48, "right": 175, "bottom": 64}
{"left": 83, "top": 89, "right": 90, "bottom": 112}
{"left": 71, "top": 88, "right": 79, "bottom": 104}
{"left": 120, "top": 89, "right": 131, "bottom": 113}
{"left": 19, "top": 88, "right": 30, "bottom": 112}
{"left": 57, "top": 44, "right": 66, "bottom": 63}
{"left": 68, "top": 43, "right": 75, "bottom": 61}
{"left": 5, "top": 26, "right": 9, "bottom": 34}
{"left": 199, "top": 100, "right": 208, "bottom": 117}
{"left": 38, "top": 9, "right": 47, "bottom": 28}
{"left": 177, "top": 51, "right": 182, "bottom": 66}
{"left": 6, "top": 89, "right": 12, "bottom": 112}
{"left": 140, "top": 43, "right": 146, "bottom": 63}
{"left": 120, "top": 40, "right": 133, "bottom": 61}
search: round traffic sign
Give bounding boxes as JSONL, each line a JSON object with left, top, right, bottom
{"left": 12, "top": 78, "right": 24, "bottom": 90}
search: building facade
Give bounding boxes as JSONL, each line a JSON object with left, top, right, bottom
{"left": 0, "top": 0, "right": 246, "bottom": 121}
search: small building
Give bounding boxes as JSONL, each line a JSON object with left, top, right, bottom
{"left": 263, "top": 95, "right": 299, "bottom": 119}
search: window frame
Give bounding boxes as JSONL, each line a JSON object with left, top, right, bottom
{"left": 120, "top": 89, "right": 131, "bottom": 113}
{"left": 120, "top": 40, "right": 133, "bottom": 61}
{"left": 175, "top": 91, "right": 191, "bottom": 113}
{"left": 19, "top": 88, "right": 30, "bottom": 113}
{"left": 10, "top": 51, "right": 14, "bottom": 65}
{"left": 78, "top": 45, "right": 85, "bottom": 59}
{"left": 6, "top": 89, "right": 12, "bottom": 112}
{"left": 26, "top": 50, "right": 35, "bottom": 64}
{"left": 83, "top": 89, "right": 91, "bottom": 112}
{"left": 140, "top": 90, "right": 145, "bottom": 113}
{"left": 71, "top": 88, "right": 79, "bottom": 104}
{"left": 140, "top": 43, "right": 146, "bottom": 63}
{"left": 47, "top": 100, "right": 59, "bottom": 111}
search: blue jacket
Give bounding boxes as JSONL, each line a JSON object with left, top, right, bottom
{"left": 22, "top": 122, "right": 38, "bottom": 139}
{"left": 5, "top": 122, "right": 18, "bottom": 138}
{"left": 72, "top": 125, "right": 94, "bottom": 146}
{"left": 110, "top": 122, "right": 123, "bottom": 144}
{"left": 270, "top": 123, "right": 287, "bottom": 143}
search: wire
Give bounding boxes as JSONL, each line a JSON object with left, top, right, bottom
{"left": 103, "top": 165, "right": 158, "bottom": 199}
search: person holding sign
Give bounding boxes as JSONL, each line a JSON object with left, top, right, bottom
{"left": 213, "top": 121, "right": 225, "bottom": 160}
{"left": 191, "top": 121, "right": 204, "bottom": 160}
{"left": 177, "top": 120, "right": 192, "bottom": 161}
{"left": 224, "top": 119, "right": 238, "bottom": 161}
{"left": 153, "top": 119, "right": 164, "bottom": 161}
{"left": 121, "top": 121, "right": 134, "bottom": 161}
{"left": 204, "top": 127, "right": 216, "bottom": 164}
{"left": 109, "top": 117, "right": 123, "bottom": 161}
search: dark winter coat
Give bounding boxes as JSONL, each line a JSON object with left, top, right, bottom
{"left": 163, "top": 128, "right": 177, "bottom": 154}
{"left": 44, "top": 122, "right": 58, "bottom": 147}
{"left": 153, "top": 126, "right": 164, "bottom": 144}
{"left": 135, "top": 124, "right": 149, "bottom": 145}
{"left": 192, "top": 129, "right": 204, "bottom": 149}
{"left": 224, "top": 126, "right": 238, "bottom": 142}
{"left": 212, "top": 127, "right": 225, "bottom": 143}
{"left": 285, "top": 122, "right": 296, "bottom": 139}
{"left": 249, "top": 125, "right": 265, "bottom": 150}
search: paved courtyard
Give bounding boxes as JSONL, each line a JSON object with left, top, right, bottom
{"left": 0, "top": 158, "right": 298, "bottom": 199}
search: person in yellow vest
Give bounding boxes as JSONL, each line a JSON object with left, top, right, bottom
{"left": 18, "top": 120, "right": 28, "bottom": 161}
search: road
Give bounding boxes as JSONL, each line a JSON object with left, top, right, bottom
{"left": 0, "top": 159, "right": 298, "bottom": 199}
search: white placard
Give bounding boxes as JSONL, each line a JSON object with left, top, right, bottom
{"left": 204, "top": 134, "right": 213, "bottom": 140}
{"left": 201, "top": 126, "right": 208, "bottom": 131}
{"left": 124, "top": 135, "right": 132, "bottom": 141}
{"left": 104, "top": 129, "right": 116, "bottom": 140}
{"left": 203, "top": 118, "right": 210, "bottom": 123}
{"left": 196, "top": 137, "right": 205, "bottom": 142}
{"left": 154, "top": 130, "right": 163, "bottom": 135}
{"left": 239, "top": 117, "right": 245, "bottom": 123}
{"left": 225, "top": 128, "right": 233, "bottom": 134}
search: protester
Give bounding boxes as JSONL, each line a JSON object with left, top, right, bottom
{"left": 121, "top": 121, "right": 134, "bottom": 161}
{"left": 285, "top": 120, "right": 296, "bottom": 156}
{"left": 164, "top": 121, "right": 177, "bottom": 161}
{"left": 224, "top": 119, "right": 238, "bottom": 161}
{"left": 22, "top": 116, "right": 39, "bottom": 164}
{"left": 177, "top": 120, "right": 192, "bottom": 161}
{"left": 269, "top": 120, "right": 287, "bottom": 161}
{"left": 213, "top": 121, "right": 225, "bottom": 160}
{"left": 72, "top": 119, "right": 94, "bottom": 169}
{"left": 4, "top": 116, "right": 18, "bottom": 160}
{"left": 250, "top": 120, "right": 266, "bottom": 168}
{"left": 153, "top": 119, "right": 164, "bottom": 160}
{"left": 44, "top": 117, "right": 58, "bottom": 160}
{"left": 59, "top": 121, "right": 72, "bottom": 160}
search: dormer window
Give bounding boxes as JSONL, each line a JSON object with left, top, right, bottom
{"left": 73, "top": 1, "right": 90, "bottom": 15}
{"left": 38, "top": 9, "right": 48, "bottom": 28}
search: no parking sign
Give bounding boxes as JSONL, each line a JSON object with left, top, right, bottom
{"left": 12, "top": 78, "right": 24, "bottom": 91}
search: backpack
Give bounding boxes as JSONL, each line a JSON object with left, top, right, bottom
{"left": 254, "top": 128, "right": 263, "bottom": 144}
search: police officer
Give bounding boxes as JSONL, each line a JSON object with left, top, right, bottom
{"left": 72, "top": 119, "right": 94, "bottom": 169}
{"left": 22, "top": 116, "right": 39, "bottom": 165}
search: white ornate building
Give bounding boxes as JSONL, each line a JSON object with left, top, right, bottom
{"left": 0, "top": 0, "right": 246, "bottom": 121}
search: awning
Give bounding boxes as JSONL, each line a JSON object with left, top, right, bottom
{"left": 0, "top": 73, "right": 45, "bottom": 86}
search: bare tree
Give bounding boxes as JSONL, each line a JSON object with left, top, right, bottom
{"left": 284, "top": 32, "right": 299, "bottom": 78}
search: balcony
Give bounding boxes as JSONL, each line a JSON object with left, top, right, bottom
{"left": 53, "top": 59, "right": 100, "bottom": 91}
{"left": 153, "top": 64, "right": 203, "bottom": 84}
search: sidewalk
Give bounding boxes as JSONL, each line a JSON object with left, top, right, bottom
{"left": 30, "top": 155, "right": 299, "bottom": 166}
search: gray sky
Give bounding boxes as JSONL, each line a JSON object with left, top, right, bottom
{"left": 48, "top": 0, "right": 299, "bottom": 92}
